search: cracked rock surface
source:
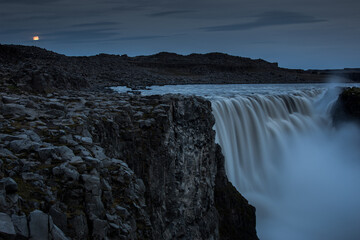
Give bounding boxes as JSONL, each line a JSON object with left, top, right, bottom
{"left": 0, "top": 88, "right": 257, "bottom": 239}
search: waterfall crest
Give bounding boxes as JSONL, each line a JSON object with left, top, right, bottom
{"left": 211, "top": 88, "right": 360, "bottom": 240}
{"left": 212, "top": 90, "right": 323, "bottom": 192}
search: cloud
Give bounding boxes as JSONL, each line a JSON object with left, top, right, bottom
{"left": 0, "top": 28, "right": 29, "bottom": 35}
{"left": 71, "top": 21, "right": 119, "bottom": 28}
{"left": 0, "top": 0, "right": 60, "bottom": 4}
{"left": 201, "top": 11, "right": 327, "bottom": 32}
{"left": 148, "top": 10, "right": 195, "bottom": 17}
{"left": 114, "top": 35, "right": 167, "bottom": 41}
{"left": 40, "top": 28, "right": 120, "bottom": 43}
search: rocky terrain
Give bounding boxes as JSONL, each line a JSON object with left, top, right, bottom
{"left": 332, "top": 87, "right": 360, "bottom": 125}
{"left": 1, "top": 44, "right": 359, "bottom": 94}
{"left": 0, "top": 88, "right": 258, "bottom": 239}
{"left": 1, "top": 44, "right": 358, "bottom": 240}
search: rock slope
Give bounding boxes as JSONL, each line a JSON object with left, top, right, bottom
{"left": 0, "top": 89, "right": 258, "bottom": 240}
{"left": 2, "top": 44, "right": 358, "bottom": 94}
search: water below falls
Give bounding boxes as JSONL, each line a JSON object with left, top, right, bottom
{"left": 113, "top": 83, "right": 360, "bottom": 239}
{"left": 212, "top": 87, "right": 360, "bottom": 240}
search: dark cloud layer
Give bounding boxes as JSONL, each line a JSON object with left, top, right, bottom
{"left": 148, "top": 10, "right": 195, "bottom": 17}
{"left": 71, "top": 22, "right": 119, "bottom": 28}
{"left": 0, "top": 0, "right": 359, "bottom": 69}
{"left": 0, "top": 0, "right": 60, "bottom": 4}
{"left": 201, "top": 11, "right": 326, "bottom": 32}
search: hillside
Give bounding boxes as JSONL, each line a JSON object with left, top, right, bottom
{"left": 0, "top": 44, "right": 359, "bottom": 93}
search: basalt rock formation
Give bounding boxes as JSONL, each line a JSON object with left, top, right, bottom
{"left": 332, "top": 87, "right": 360, "bottom": 125}
{"left": 0, "top": 88, "right": 258, "bottom": 239}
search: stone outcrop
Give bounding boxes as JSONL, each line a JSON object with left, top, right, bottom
{"left": 0, "top": 90, "right": 258, "bottom": 239}
{"left": 332, "top": 87, "right": 360, "bottom": 125}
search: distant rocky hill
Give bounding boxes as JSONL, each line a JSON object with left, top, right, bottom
{"left": 1, "top": 44, "right": 358, "bottom": 93}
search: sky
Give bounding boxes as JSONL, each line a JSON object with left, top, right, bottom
{"left": 1, "top": 0, "right": 359, "bottom": 69}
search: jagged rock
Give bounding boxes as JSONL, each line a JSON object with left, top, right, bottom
{"left": 0, "top": 133, "right": 28, "bottom": 142}
{"left": 332, "top": 87, "right": 360, "bottom": 125}
{"left": 9, "top": 139, "right": 40, "bottom": 153}
{"left": 84, "top": 156, "right": 102, "bottom": 170}
{"left": 52, "top": 163, "right": 79, "bottom": 181}
{"left": 59, "top": 134, "right": 78, "bottom": 146}
{"left": 29, "top": 210, "right": 49, "bottom": 240}
{"left": 51, "top": 224, "right": 69, "bottom": 240}
{"left": 214, "top": 145, "right": 258, "bottom": 240}
{"left": 70, "top": 156, "right": 83, "bottom": 164}
{"left": 37, "top": 147, "right": 58, "bottom": 161}
{"left": 11, "top": 214, "right": 29, "bottom": 239}
{"left": 0, "top": 147, "right": 16, "bottom": 159}
{"left": 92, "top": 218, "right": 108, "bottom": 240}
{"left": 115, "top": 205, "right": 130, "bottom": 218}
{"left": 0, "top": 212, "right": 16, "bottom": 239}
{"left": 0, "top": 88, "right": 259, "bottom": 239}
{"left": 74, "top": 135, "right": 93, "bottom": 145}
{"left": 24, "top": 130, "right": 41, "bottom": 142}
{"left": 73, "top": 145, "right": 91, "bottom": 157}
{"left": 1, "top": 104, "right": 26, "bottom": 117}
{"left": 0, "top": 178, "right": 19, "bottom": 213}
{"left": 91, "top": 145, "right": 107, "bottom": 160}
{"left": 37, "top": 145, "right": 75, "bottom": 162}
{"left": 44, "top": 101, "right": 66, "bottom": 111}
{"left": 2, "top": 96, "right": 20, "bottom": 104}
{"left": 1, "top": 103, "right": 37, "bottom": 119}
{"left": 56, "top": 146, "right": 75, "bottom": 161}
{"left": 49, "top": 206, "right": 68, "bottom": 233}
{"left": 22, "top": 172, "right": 43, "bottom": 181}
{"left": 82, "top": 175, "right": 105, "bottom": 218}
{"left": 2, "top": 178, "right": 18, "bottom": 194}
{"left": 68, "top": 215, "right": 89, "bottom": 239}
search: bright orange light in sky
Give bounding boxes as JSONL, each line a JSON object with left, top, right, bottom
{"left": 33, "top": 36, "right": 39, "bottom": 41}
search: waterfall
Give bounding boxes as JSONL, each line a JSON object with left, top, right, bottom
{"left": 212, "top": 87, "right": 360, "bottom": 240}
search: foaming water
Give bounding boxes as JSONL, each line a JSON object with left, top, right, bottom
{"left": 112, "top": 83, "right": 360, "bottom": 239}
{"left": 212, "top": 87, "right": 360, "bottom": 240}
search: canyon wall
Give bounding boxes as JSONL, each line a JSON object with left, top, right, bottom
{"left": 0, "top": 90, "right": 258, "bottom": 239}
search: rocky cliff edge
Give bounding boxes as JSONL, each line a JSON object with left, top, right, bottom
{"left": 0, "top": 90, "right": 258, "bottom": 240}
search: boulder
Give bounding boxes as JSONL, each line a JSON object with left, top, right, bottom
{"left": 49, "top": 206, "right": 68, "bottom": 233}
{"left": 0, "top": 212, "right": 16, "bottom": 239}
{"left": 57, "top": 146, "right": 75, "bottom": 161}
{"left": 9, "top": 139, "right": 40, "bottom": 153}
{"left": 332, "top": 87, "right": 360, "bottom": 125}
{"left": 29, "top": 210, "right": 49, "bottom": 240}
{"left": 11, "top": 214, "right": 29, "bottom": 239}
{"left": 92, "top": 218, "right": 108, "bottom": 240}
{"left": 2, "top": 178, "right": 18, "bottom": 194}
{"left": 74, "top": 135, "right": 93, "bottom": 145}
{"left": 68, "top": 215, "right": 88, "bottom": 239}
{"left": 50, "top": 224, "right": 69, "bottom": 240}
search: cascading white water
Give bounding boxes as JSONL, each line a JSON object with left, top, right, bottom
{"left": 212, "top": 90, "right": 321, "bottom": 192}
{"left": 212, "top": 87, "right": 360, "bottom": 240}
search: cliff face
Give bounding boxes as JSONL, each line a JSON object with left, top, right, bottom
{"left": 87, "top": 95, "right": 219, "bottom": 239}
{"left": 86, "top": 94, "right": 258, "bottom": 239}
{"left": 0, "top": 90, "right": 258, "bottom": 239}
{"left": 332, "top": 87, "right": 360, "bottom": 125}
